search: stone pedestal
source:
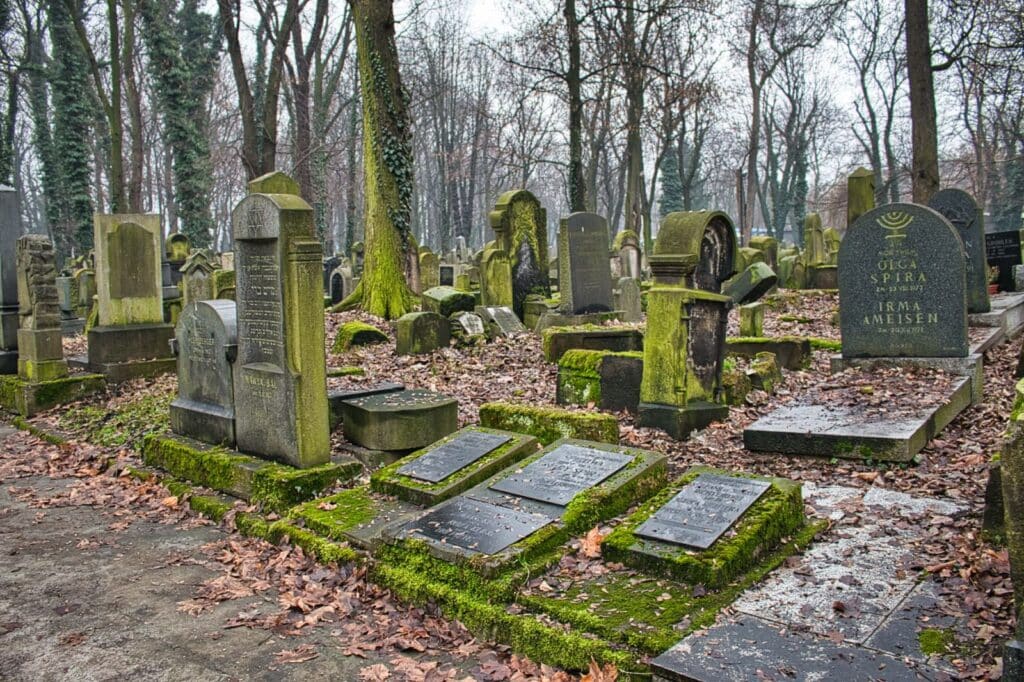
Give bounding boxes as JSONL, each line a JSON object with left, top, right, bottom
{"left": 86, "top": 323, "right": 176, "bottom": 382}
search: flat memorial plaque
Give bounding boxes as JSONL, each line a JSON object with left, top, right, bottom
{"left": 489, "top": 444, "right": 632, "bottom": 506}
{"left": 398, "top": 431, "right": 512, "bottom": 483}
{"left": 635, "top": 474, "right": 771, "bottom": 549}
{"left": 404, "top": 496, "right": 550, "bottom": 554}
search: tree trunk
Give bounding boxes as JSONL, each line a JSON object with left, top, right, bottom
{"left": 564, "top": 0, "right": 585, "bottom": 212}
{"left": 336, "top": 0, "right": 416, "bottom": 319}
{"left": 122, "top": 0, "right": 144, "bottom": 212}
{"left": 905, "top": 0, "right": 940, "bottom": 202}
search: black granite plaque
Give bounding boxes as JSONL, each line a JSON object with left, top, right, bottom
{"left": 398, "top": 431, "right": 512, "bottom": 483}
{"left": 986, "top": 230, "right": 1022, "bottom": 292}
{"left": 561, "top": 212, "right": 613, "bottom": 314}
{"left": 404, "top": 496, "right": 550, "bottom": 554}
{"left": 440, "top": 265, "right": 455, "bottom": 287}
{"left": 489, "top": 443, "right": 632, "bottom": 506}
{"left": 635, "top": 474, "right": 771, "bottom": 549}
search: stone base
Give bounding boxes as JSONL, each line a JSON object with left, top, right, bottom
{"left": 1004, "top": 640, "right": 1024, "bottom": 681}
{"left": 87, "top": 323, "right": 175, "bottom": 382}
{"left": 61, "top": 317, "right": 85, "bottom": 336}
{"left": 542, "top": 326, "right": 643, "bottom": 363}
{"left": 727, "top": 336, "right": 812, "bottom": 370}
{"left": 327, "top": 382, "right": 404, "bottom": 430}
{"left": 340, "top": 389, "right": 458, "bottom": 451}
{"left": 969, "top": 291, "right": 1024, "bottom": 337}
{"left": 169, "top": 399, "right": 235, "bottom": 447}
{"left": 829, "top": 352, "right": 983, "bottom": 404}
{"left": 0, "top": 372, "right": 106, "bottom": 417}
{"left": 533, "top": 309, "right": 626, "bottom": 334}
{"left": 638, "top": 401, "right": 729, "bottom": 440}
{"left": 0, "top": 349, "right": 18, "bottom": 375}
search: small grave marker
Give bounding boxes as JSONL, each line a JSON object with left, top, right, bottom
{"left": 398, "top": 431, "right": 512, "bottom": 483}
{"left": 404, "top": 496, "right": 550, "bottom": 554}
{"left": 490, "top": 443, "right": 632, "bottom": 506}
{"left": 634, "top": 474, "right": 770, "bottom": 549}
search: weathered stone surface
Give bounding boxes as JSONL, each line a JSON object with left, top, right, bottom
{"left": 847, "top": 166, "right": 875, "bottom": 228}
{"left": 94, "top": 214, "right": 164, "bottom": 326}
{"left": 404, "top": 496, "right": 550, "bottom": 554}
{"left": 179, "top": 249, "right": 219, "bottom": 306}
{"left": 839, "top": 203, "right": 968, "bottom": 358}
{"left": 489, "top": 190, "right": 549, "bottom": 318}
{"left": 439, "top": 264, "right": 455, "bottom": 287}
{"left": 15, "top": 236, "right": 66, "bottom": 382}
{"left": 418, "top": 250, "right": 440, "bottom": 292}
{"left": 395, "top": 311, "right": 450, "bottom": 355}
{"left": 490, "top": 442, "right": 632, "bottom": 505}
{"left": 542, "top": 325, "right": 643, "bottom": 363}
{"left": 738, "top": 302, "right": 764, "bottom": 337}
{"left": 0, "top": 185, "right": 20, "bottom": 370}
{"left": 928, "top": 189, "right": 990, "bottom": 313}
{"left": 231, "top": 171, "right": 330, "bottom": 468}
{"left": 747, "top": 235, "right": 778, "bottom": 269}
{"left": 341, "top": 388, "right": 458, "bottom": 451}
{"left": 723, "top": 262, "right": 777, "bottom": 304}
{"left": 803, "top": 212, "right": 827, "bottom": 267}
{"left": 558, "top": 212, "right": 613, "bottom": 315}
{"left": 170, "top": 300, "right": 237, "bottom": 446}
{"left": 421, "top": 285, "right": 475, "bottom": 317}
{"left": 475, "top": 305, "right": 527, "bottom": 337}
{"left": 449, "top": 311, "right": 485, "bottom": 342}
{"left": 614, "top": 277, "right": 642, "bottom": 322}
{"left": 616, "top": 229, "right": 642, "bottom": 280}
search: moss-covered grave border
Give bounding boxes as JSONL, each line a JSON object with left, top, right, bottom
{"left": 479, "top": 401, "right": 618, "bottom": 445}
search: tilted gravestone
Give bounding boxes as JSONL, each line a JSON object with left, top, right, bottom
{"left": 928, "top": 189, "right": 990, "bottom": 313}
{"left": 0, "top": 186, "right": 21, "bottom": 373}
{"left": 170, "top": 300, "right": 237, "bottom": 446}
{"left": 16, "top": 236, "right": 67, "bottom": 382}
{"left": 87, "top": 214, "right": 176, "bottom": 381}
{"left": 489, "top": 190, "right": 550, "bottom": 319}
{"left": 558, "top": 212, "right": 614, "bottom": 314}
{"left": 639, "top": 211, "right": 736, "bottom": 439}
{"left": 231, "top": 171, "right": 330, "bottom": 468}
{"left": 839, "top": 203, "right": 968, "bottom": 358}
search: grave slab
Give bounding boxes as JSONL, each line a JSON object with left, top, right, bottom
{"left": 489, "top": 442, "right": 632, "bottom": 505}
{"left": 327, "top": 382, "right": 404, "bottom": 429}
{"left": 405, "top": 496, "right": 552, "bottom": 554}
{"left": 371, "top": 426, "right": 539, "bottom": 506}
{"left": 969, "top": 291, "right": 1024, "bottom": 337}
{"left": 743, "top": 375, "right": 973, "bottom": 461}
{"left": 340, "top": 388, "right": 458, "bottom": 451}
{"left": 651, "top": 615, "right": 938, "bottom": 682}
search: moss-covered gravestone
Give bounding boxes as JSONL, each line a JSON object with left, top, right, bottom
{"left": 87, "top": 214, "right": 176, "bottom": 381}
{"left": 396, "top": 311, "right": 450, "bottom": 355}
{"left": 929, "top": 188, "right": 991, "bottom": 314}
{"left": 180, "top": 249, "right": 219, "bottom": 306}
{"left": 0, "top": 186, "right": 20, "bottom": 374}
{"left": 558, "top": 212, "right": 614, "bottom": 315}
{"left": 638, "top": 211, "right": 735, "bottom": 439}
{"left": 847, "top": 166, "right": 876, "bottom": 229}
{"left": 839, "top": 203, "right": 968, "bottom": 359}
{"left": 0, "top": 236, "right": 104, "bottom": 415}
{"left": 232, "top": 171, "right": 330, "bottom": 468}
{"left": 803, "top": 213, "right": 827, "bottom": 267}
{"left": 418, "top": 250, "right": 440, "bottom": 293}
{"left": 479, "top": 245, "right": 513, "bottom": 308}
{"left": 489, "top": 190, "right": 550, "bottom": 319}
{"left": 614, "top": 229, "right": 642, "bottom": 280}
{"left": 170, "top": 300, "right": 237, "bottom": 446}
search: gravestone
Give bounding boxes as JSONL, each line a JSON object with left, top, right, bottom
{"left": 615, "top": 229, "right": 642, "bottom": 280}
{"left": 450, "top": 311, "right": 486, "bottom": 341}
{"left": 634, "top": 473, "right": 770, "bottom": 549}
{"left": 986, "top": 229, "right": 1022, "bottom": 293}
{"left": 341, "top": 388, "right": 458, "bottom": 451}
{"left": 480, "top": 247, "right": 513, "bottom": 307}
{"left": 739, "top": 302, "right": 765, "bottom": 337}
{"left": 847, "top": 166, "right": 876, "bottom": 228}
{"left": 439, "top": 263, "right": 455, "bottom": 287}
{"left": 74, "top": 268, "right": 95, "bottom": 319}
{"left": 558, "top": 212, "right": 614, "bottom": 314}
{"left": 170, "top": 299, "right": 237, "bottom": 446}
{"left": 166, "top": 233, "right": 190, "bottom": 285}
{"left": 322, "top": 255, "right": 341, "bottom": 293}
{"left": 405, "top": 497, "right": 551, "bottom": 554}
{"left": 180, "top": 249, "right": 219, "bottom": 306}
{"left": 329, "top": 264, "right": 352, "bottom": 304}
{"left": 455, "top": 235, "right": 469, "bottom": 262}
{"left": 87, "top": 215, "right": 176, "bottom": 381}
{"left": 396, "top": 311, "right": 450, "bottom": 355}
{"left": 929, "top": 189, "right": 990, "bottom": 313}
{"left": 15, "top": 236, "right": 67, "bottom": 381}
{"left": 723, "top": 262, "right": 777, "bottom": 304}
{"left": 839, "top": 204, "right": 968, "bottom": 358}
{"left": 639, "top": 211, "right": 735, "bottom": 439}
{"left": 0, "top": 185, "right": 20, "bottom": 373}
{"left": 475, "top": 305, "right": 527, "bottom": 337}
{"left": 220, "top": 251, "right": 235, "bottom": 271}
{"left": 615, "top": 277, "right": 643, "bottom": 322}
{"left": 232, "top": 171, "right": 330, "bottom": 468}
{"left": 489, "top": 190, "right": 550, "bottom": 318}
{"left": 418, "top": 250, "right": 440, "bottom": 292}
{"left": 490, "top": 442, "right": 632, "bottom": 505}
{"left": 803, "top": 213, "right": 827, "bottom": 267}
{"left": 350, "top": 241, "right": 365, "bottom": 276}
{"left": 398, "top": 431, "right": 512, "bottom": 483}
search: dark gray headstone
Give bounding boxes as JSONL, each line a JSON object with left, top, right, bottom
{"left": 0, "top": 186, "right": 20, "bottom": 361}
{"left": 928, "top": 189, "right": 990, "bottom": 312}
{"left": 476, "top": 305, "right": 527, "bottom": 336}
{"left": 170, "top": 300, "right": 238, "bottom": 446}
{"left": 398, "top": 431, "right": 512, "bottom": 483}
{"left": 330, "top": 271, "right": 345, "bottom": 304}
{"left": 839, "top": 204, "right": 968, "bottom": 358}
{"left": 439, "top": 264, "right": 455, "bottom": 287}
{"left": 403, "top": 496, "right": 550, "bottom": 554}
{"left": 985, "top": 229, "right": 1022, "bottom": 293}
{"left": 559, "top": 213, "right": 613, "bottom": 314}
{"left": 489, "top": 443, "right": 632, "bottom": 506}
{"left": 635, "top": 474, "right": 770, "bottom": 549}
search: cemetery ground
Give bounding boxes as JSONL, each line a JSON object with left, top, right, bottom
{"left": 0, "top": 290, "right": 1016, "bottom": 681}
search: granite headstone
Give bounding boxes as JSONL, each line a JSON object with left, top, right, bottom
{"left": 558, "top": 212, "right": 614, "bottom": 314}
{"left": 928, "top": 189, "right": 990, "bottom": 313}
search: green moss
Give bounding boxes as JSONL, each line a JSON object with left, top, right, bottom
{"left": 12, "top": 415, "right": 67, "bottom": 445}
{"left": 287, "top": 486, "right": 378, "bottom": 541}
{"left": 332, "top": 321, "right": 388, "bottom": 353}
{"left": 558, "top": 349, "right": 606, "bottom": 375}
{"left": 808, "top": 337, "right": 842, "bottom": 352}
{"left": 602, "top": 468, "right": 805, "bottom": 588}
{"left": 778, "top": 314, "right": 812, "bottom": 323}
{"left": 918, "top": 627, "right": 955, "bottom": 655}
{"left": 266, "top": 520, "right": 360, "bottom": 564}
{"left": 250, "top": 460, "right": 362, "bottom": 513}
{"left": 142, "top": 434, "right": 251, "bottom": 493}
{"left": 479, "top": 402, "right": 618, "bottom": 445}
{"left": 561, "top": 450, "right": 667, "bottom": 534}
{"left": 327, "top": 366, "right": 366, "bottom": 377}
{"left": 61, "top": 392, "right": 172, "bottom": 448}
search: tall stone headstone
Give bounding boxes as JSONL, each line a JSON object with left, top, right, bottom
{"left": 847, "top": 167, "right": 876, "bottom": 228}
{"left": 87, "top": 214, "right": 175, "bottom": 381}
{"left": 231, "top": 171, "right": 329, "bottom": 468}
{"left": 639, "top": 211, "right": 735, "bottom": 439}
{"left": 0, "top": 185, "right": 21, "bottom": 373}
{"left": 614, "top": 229, "right": 642, "bottom": 280}
{"left": 418, "top": 250, "right": 440, "bottom": 292}
{"left": 480, "top": 245, "right": 513, "bottom": 308}
{"left": 839, "top": 204, "right": 968, "bottom": 358}
{"left": 803, "top": 213, "right": 827, "bottom": 267}
{"left": 929, "top": 188, "right": 991, "bottom": 313}
{"left": 489, "top": 190, "right": 550, "bottom": 319}
{"left": 166, "top": 233, "right": 190, "bottom": 281}
{"left": 558, "top": 212, "right": 614, "bottom": 314}
{"left": 16, "top": 236, "right": 67, "bottom": 381}
{"left": 170, "top": 300, "right": 238, "bottom": 446}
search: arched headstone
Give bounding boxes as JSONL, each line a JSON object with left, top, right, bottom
{"left": 928, "top": 188, "right": 990, "bottom": 314}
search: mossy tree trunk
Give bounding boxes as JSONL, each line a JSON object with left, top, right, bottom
{"left": 335, "top": 0, "right": 416, "bottom": 320}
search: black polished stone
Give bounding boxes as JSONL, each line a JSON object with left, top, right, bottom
{"left": 404, "top": 496, "right": 550, "bottom": 554}
{"left": 489, "top": 443, "right": 632, "bottom": 506}
{"left": 560, "top": 212, "right": 613, "bottom": 314}
{"left": 839, "top": 203, "right": 968, "bottom": 358}
{"left": 985, "top": 229, "right": 1022, "bottom": 292}
{"left": 398, "top": 431, "right": 512, "bottom": 483}
{"left": 634, "top": 474, "right": 770, "bottom": 549}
